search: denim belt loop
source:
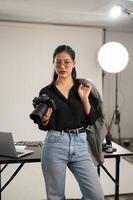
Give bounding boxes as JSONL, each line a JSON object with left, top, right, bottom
{"left": 61, "top": 130, "right": 64, "bottom": 136}
{"left": 76, "top": 129, "right": 79, "bottom": 135}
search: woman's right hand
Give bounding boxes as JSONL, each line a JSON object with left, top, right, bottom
{"left": 41, "top": 107, "right": 53, "bottom": 126}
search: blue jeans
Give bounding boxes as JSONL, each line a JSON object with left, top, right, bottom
{"left": 41, "top": 130, "right": 104, "bottom": 200}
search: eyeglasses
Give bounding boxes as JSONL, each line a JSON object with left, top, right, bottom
{"left": 54, "top": 60, "right": 73, "bottom": 68}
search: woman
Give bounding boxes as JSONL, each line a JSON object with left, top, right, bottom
{"left": 39, "top": 45, "right": 104, "bottom": 200}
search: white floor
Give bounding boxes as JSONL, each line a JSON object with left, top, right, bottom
{"left": 1, "top": 157, "right": 133, "bottom": 200}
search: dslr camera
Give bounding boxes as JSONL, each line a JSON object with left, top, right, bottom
{"left": 30, "top": 94, "right": 56, "bottom": 124}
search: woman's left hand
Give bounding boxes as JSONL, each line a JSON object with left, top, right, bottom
{"left": 78, "top": 84, "right": 92, "bottom": 102}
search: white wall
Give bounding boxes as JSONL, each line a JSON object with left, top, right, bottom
{"left": 104, "top": 31, "right": 133, "bottom": 139}
{"left": 0, "top": 22, "right": 103, "bottom": 141}
{"left": 0, "top": 22, "right": 103, "bottom": 200}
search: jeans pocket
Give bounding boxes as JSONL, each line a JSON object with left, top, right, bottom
{"left": 45, "top": 132, "right": 62, "bottom": 143}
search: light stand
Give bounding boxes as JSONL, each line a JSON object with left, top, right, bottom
{"left": 98, "top": 41, "right": 129, "bottom": 146}
{"left": 114, "top": 73, "right": 121, "bottom": 144}
{"left": 105, "top": 73, "right": 121, "bottom": 145}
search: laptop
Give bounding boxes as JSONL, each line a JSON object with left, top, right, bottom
{"left": 0, "top": 132, "right": 34, "bottom": 158}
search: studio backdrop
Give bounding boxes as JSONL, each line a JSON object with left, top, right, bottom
{"left": 0, "top": 22, "right": 103, "bottom": 140}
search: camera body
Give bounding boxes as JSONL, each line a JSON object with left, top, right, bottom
{"left": 30, "top": 94, "right": 56, "bottom": 124}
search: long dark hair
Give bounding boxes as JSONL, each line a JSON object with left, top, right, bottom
{"left": 52, "top": 45, "right": 77, "bottom": 82}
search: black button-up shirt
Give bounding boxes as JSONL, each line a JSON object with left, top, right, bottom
{"left": 38, "top": 79, "right": 98, "bottom": 131}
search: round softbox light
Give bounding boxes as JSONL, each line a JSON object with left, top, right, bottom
{"left": 98, "top": 42, "right": 129, "bottom": 73}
